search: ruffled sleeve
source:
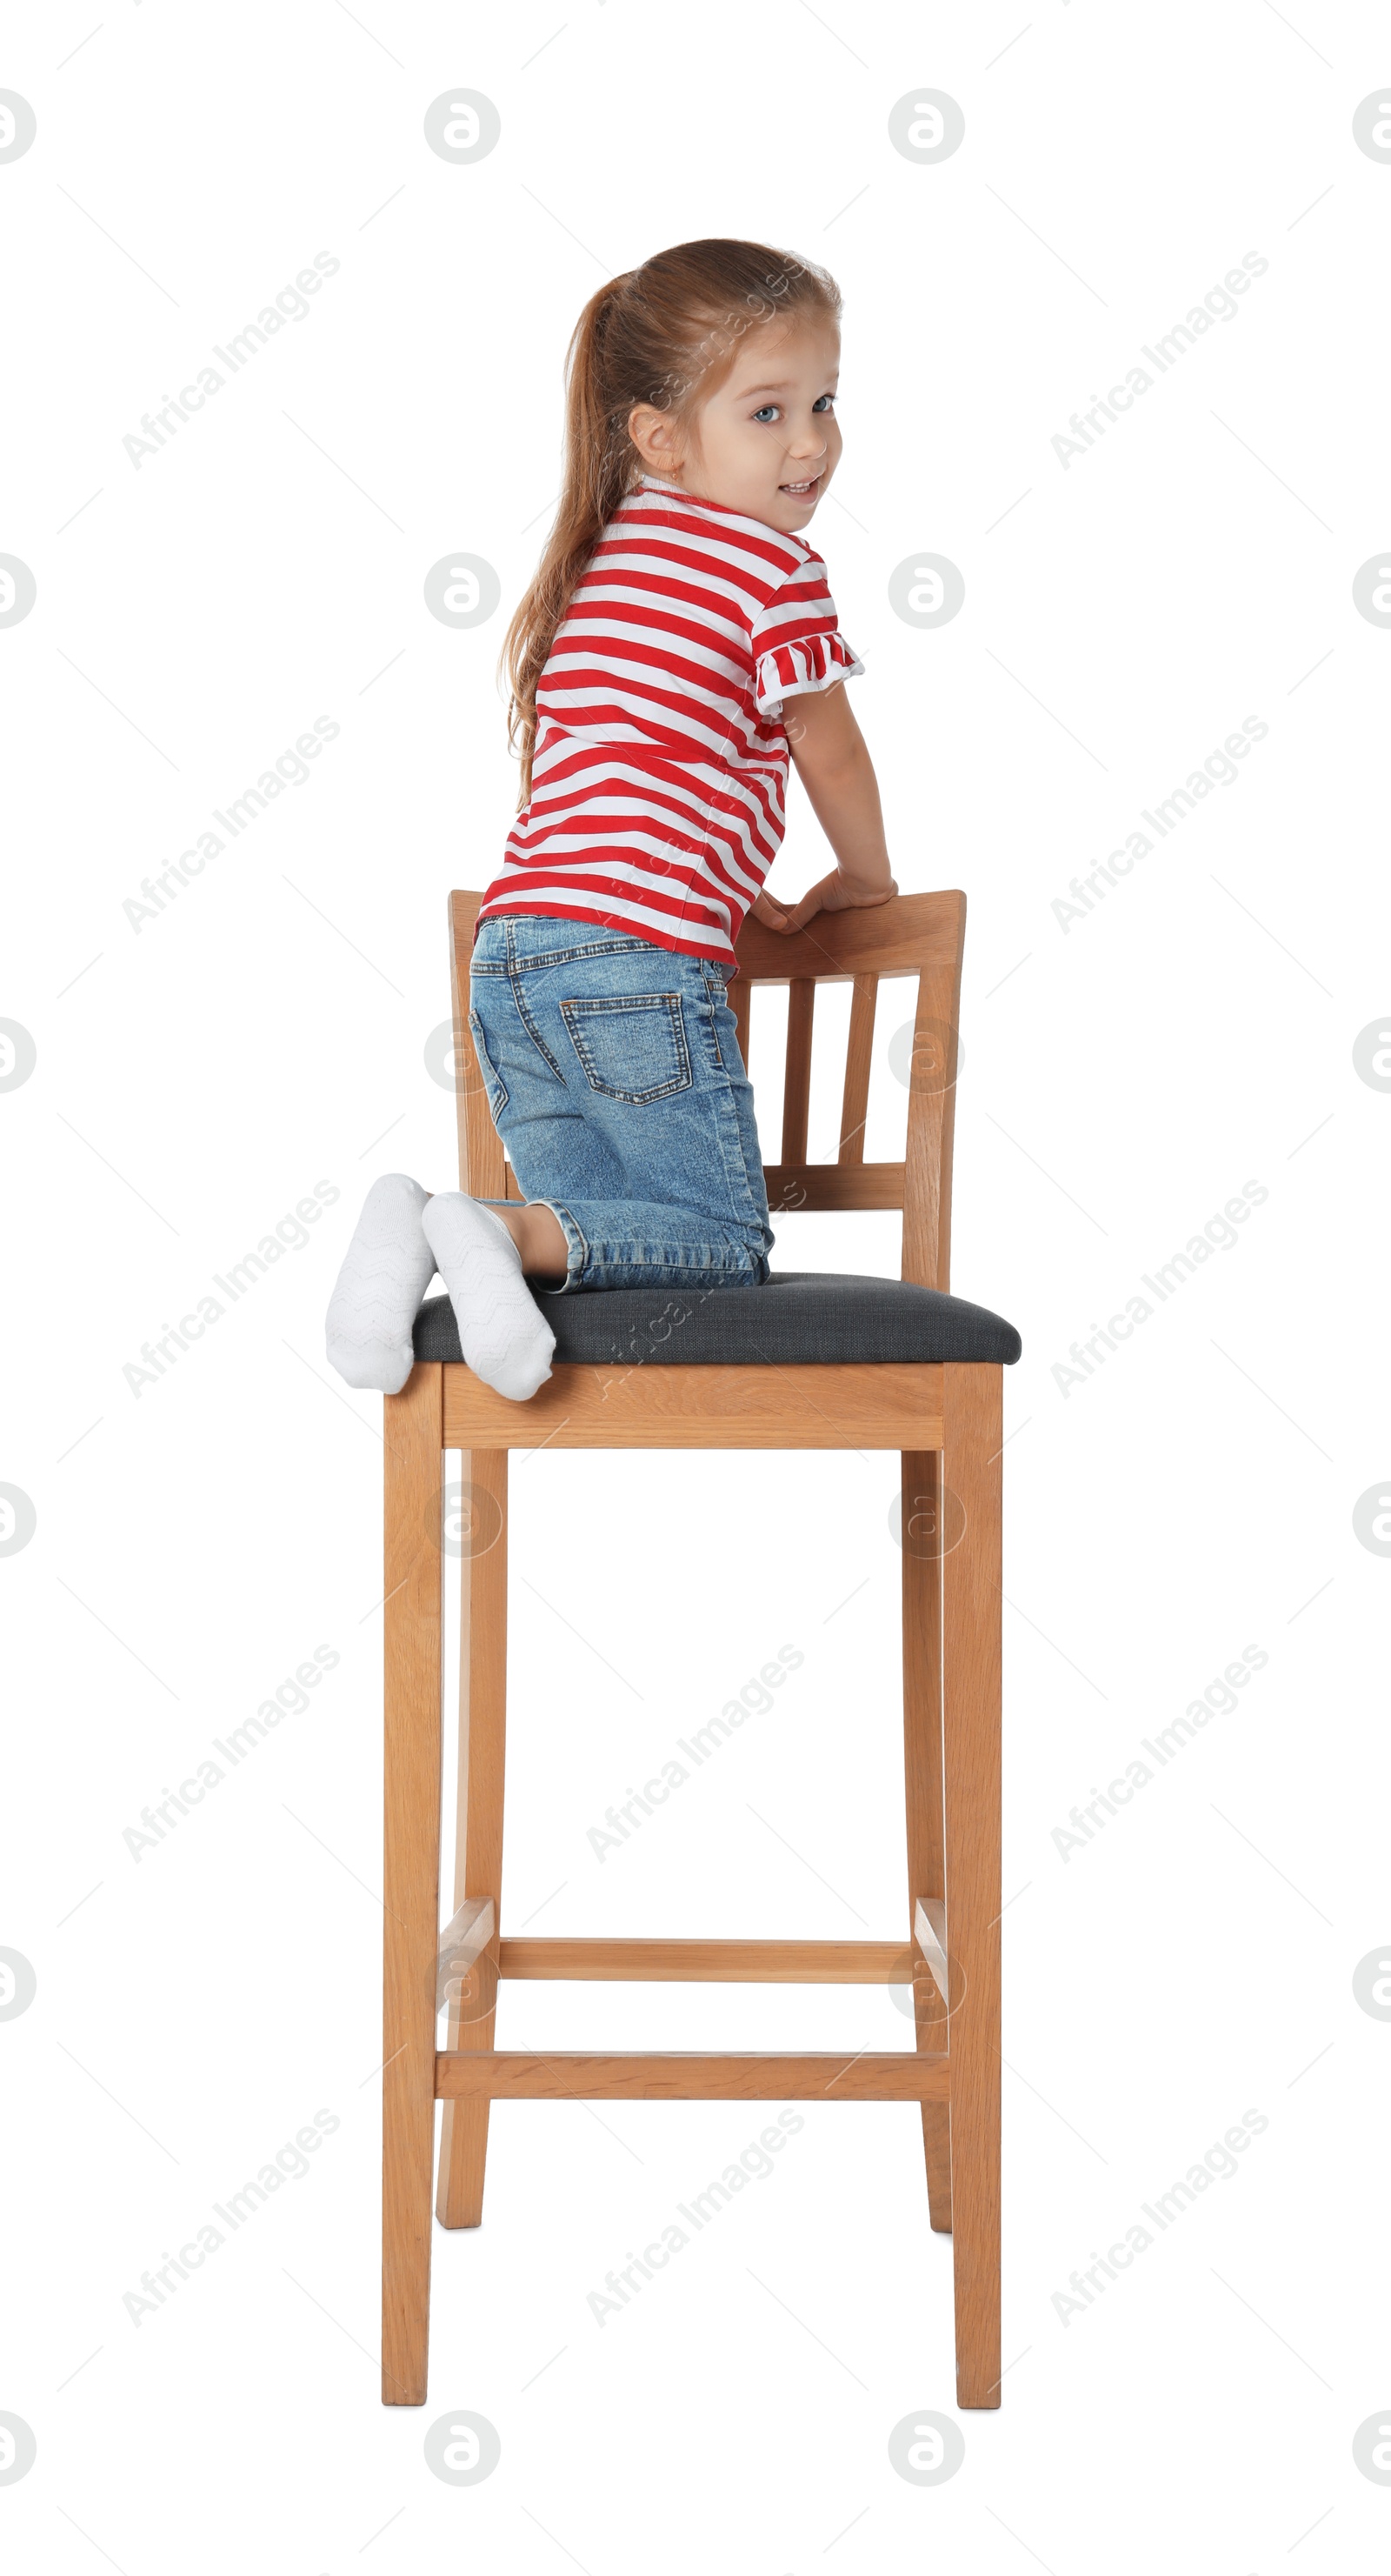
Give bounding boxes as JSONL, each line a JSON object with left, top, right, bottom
{"left": 754, "top": 629, "right": 864, "bottom": 719}
{"left": 750, "top": 553, "right": 864, "bottom": 721}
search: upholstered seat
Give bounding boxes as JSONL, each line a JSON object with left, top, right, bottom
{"left": 413, "top": 1272, "right": 1022, "bottom": 1371}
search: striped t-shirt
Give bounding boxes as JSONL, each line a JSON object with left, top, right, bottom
{"left": 476, "top": 471, "right": 864, "bottom": 962}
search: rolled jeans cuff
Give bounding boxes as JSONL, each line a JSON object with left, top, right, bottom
{"left": 531, "top": 1198, "right": 589, "bottom": 1291}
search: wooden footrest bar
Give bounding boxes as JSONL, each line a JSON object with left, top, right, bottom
{"left": 435, "top": 2050, "right": 948, "bottom": 2101}
{"left": 497, "top": 1937, "right": 913, "bottom": 1984}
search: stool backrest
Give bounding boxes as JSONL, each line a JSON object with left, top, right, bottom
{"left": 449, "top": 889, "right": 965, "bottom": 1293}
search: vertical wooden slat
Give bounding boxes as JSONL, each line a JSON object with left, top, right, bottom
{"left": 942, "top": 1364, "right": 1002, "bottom": 2408}
{"left": 902, "top": 1449, "right": 952, "bottom": 2232}
{"left": 381, "top": 1361, "right": 444, "bottom": 2406}
{"left": 902, "top": 956, "right": 963, "bottom": 1291}
{"left": 436, "top": 1447, "right": 509, "bottom": 2227}
{"left": 838, "top": 972, "right": 877, "bottom": 1164}
{"left": 782, "top": 978, "right": 815, "bottom": 1165}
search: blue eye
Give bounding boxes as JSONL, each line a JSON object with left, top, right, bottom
{"left": 753, "top": 395, "right": 836, "bottom": 424}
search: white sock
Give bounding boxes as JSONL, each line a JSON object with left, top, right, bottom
{"left": 324, "top": 1173, "right": 436, "bottom": 1394}
{"left": 421, "top": 1192, "right": 556, "bottom": 1403}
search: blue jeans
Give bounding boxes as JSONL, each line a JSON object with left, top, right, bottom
{"left": 468, "top": 913, "right": 775, "bottom": 1291}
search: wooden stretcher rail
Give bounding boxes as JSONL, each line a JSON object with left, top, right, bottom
{"left": 497, "top": 1937, "right": 915, "bottom": 1984}
{"left": 435, "top": 2050, "right": 950, "bottom": 2102}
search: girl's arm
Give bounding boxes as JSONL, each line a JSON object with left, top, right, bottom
{"left": 752, "top": 683, "right": 897, "bottom": 934}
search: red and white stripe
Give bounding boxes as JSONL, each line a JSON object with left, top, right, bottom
{"left": 476, "top": 473, "right": 864, "bottom": 962}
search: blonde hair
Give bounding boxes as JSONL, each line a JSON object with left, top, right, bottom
{"left": 497, "top": 237, "right": 842, "bottom": 806}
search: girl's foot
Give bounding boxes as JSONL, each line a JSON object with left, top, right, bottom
{"left": 421, "top": 1192, "right": 556, "bottom": 1402}
{"left": 324, "top": 1173, "right": 435, "bottom": 1392}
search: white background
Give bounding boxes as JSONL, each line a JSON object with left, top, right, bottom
{"left": 4, "top": 2, "right": 1389, "bottom": 2568}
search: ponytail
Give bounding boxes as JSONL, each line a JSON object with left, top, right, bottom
{"left": 496, "top": 275, "right": 634, "bottom": 807}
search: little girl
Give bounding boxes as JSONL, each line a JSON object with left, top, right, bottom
{"left": 325, "top": 236, "right": 895, "bottom": 1401}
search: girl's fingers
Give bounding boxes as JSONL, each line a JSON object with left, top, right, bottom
{"left": 756, "top": 873, "right": 896, "bottom": 941}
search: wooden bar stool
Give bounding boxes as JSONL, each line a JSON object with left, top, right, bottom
{"left": 381, "top": 889, "right": 1020, "bottom": 2410}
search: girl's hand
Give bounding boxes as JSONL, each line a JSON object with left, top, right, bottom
{"left": 757, "top": 871, "right": 898, "bottom": 936}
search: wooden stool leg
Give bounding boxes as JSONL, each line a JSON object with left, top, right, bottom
{"left": 902, "top": 1449, "right": 952, "bottom": 2232}
{"left": 436, "top": 1446, "right": 508, "bottom": 2228}
{"left": 382, "top": 1364, "right": 444, "bottom": 2406}
{"left": 941, "top": 1365, "right": 1002, "bottom": 2409}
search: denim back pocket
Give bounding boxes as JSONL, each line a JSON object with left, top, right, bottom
{"left": 559, "top": 992, "right": 691, "bottom": 1104}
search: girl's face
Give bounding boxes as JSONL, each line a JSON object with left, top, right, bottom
{"left": 630, "top": 318, "right": 842, "bottom": 534}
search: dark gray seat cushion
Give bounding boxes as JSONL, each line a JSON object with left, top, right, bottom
{"left": 413, "top": 1272, "right": 1021, "bottom": 1369}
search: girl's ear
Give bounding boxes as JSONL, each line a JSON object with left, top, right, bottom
{"left": 628, "top": 401, "right": 684, "bottom": 477}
